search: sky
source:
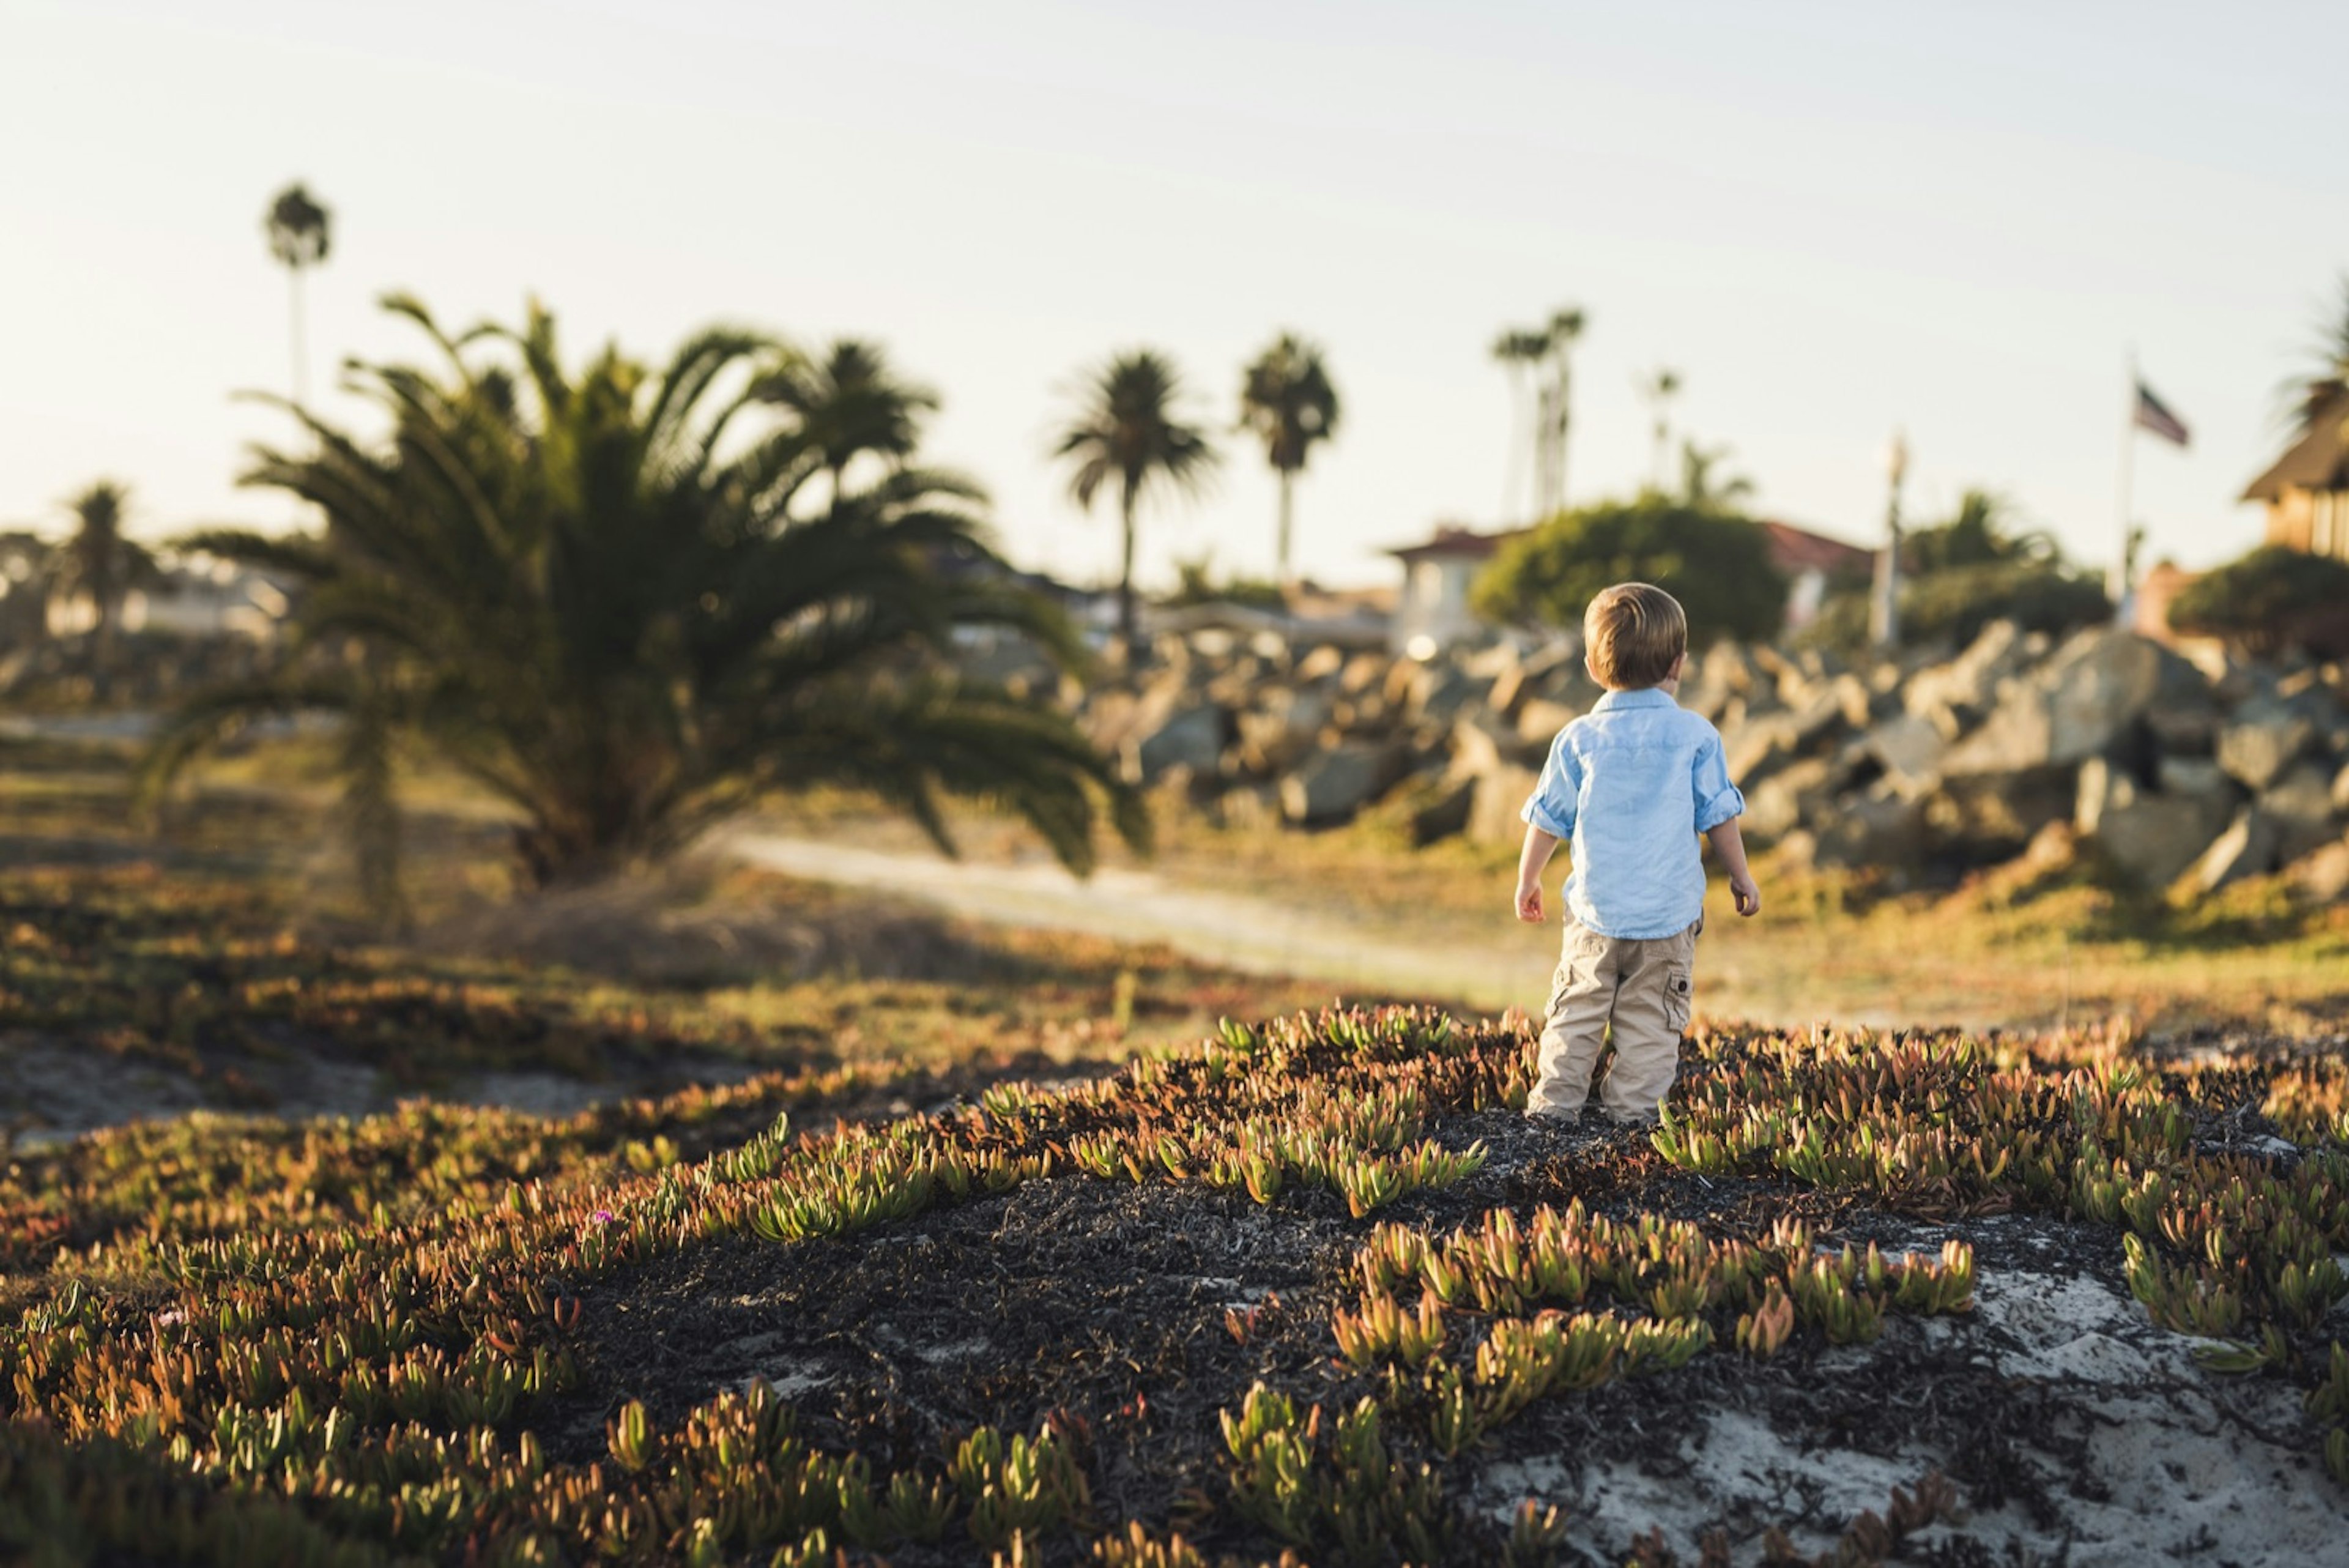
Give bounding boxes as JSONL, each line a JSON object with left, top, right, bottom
{"left": 4, "top": 0, "right": 2346, "bottom": 592}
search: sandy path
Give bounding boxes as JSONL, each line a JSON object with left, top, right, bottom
{"left": 724, "top": 831, "right": 1548, "bottom": 1011}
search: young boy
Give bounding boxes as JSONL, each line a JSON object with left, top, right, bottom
{"left": 1513, "top": 582, "right": 1761, "bottom": 1125}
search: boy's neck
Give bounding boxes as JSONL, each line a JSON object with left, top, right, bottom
{"left": 1606, "top": 676, "right": 1680, "bottom": 699}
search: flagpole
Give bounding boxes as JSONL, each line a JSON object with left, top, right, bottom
{"left": 2111, "top": 347, "right": 2136, "bottom": 611}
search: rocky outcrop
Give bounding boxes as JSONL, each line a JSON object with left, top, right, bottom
{"left": 1050, "top": 619, "right": 2349, "bottom": 905}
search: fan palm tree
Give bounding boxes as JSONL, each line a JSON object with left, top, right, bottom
{"left": 1238, "top": 333, "right": 1340, "bottom": 587}
{"left": 50, "top": 480, "right": 160, "bottom": 700}
{"left": 1490, "top": 327, "right": 1549, "bottom": 521}
{"left": 264, "top": 183, "right": 332, "bottom": 411}
{"left": 1052, "top": 350, "right": 1218, "bottom": 650}
{"left": 758, "top": 339, "right": 939, "bottom": 515}
{"left": 2282, "top": 273, "right": 2349, "bottom": 435}
{"left": 1676, "top": 440, "right": 1756, "bottom": 514}
{"left": 1637, "top": 368, "right": 1683, "bottom": 494}
{"left": 1541, "top": 308, "right": 1586, "bottom": 513}
{"left": 146, "top": 295, "right": 1146, "bottom": 895}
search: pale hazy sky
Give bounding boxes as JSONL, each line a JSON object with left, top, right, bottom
{"left": 5, "top": 1, "right": 2346, "bottom": 590}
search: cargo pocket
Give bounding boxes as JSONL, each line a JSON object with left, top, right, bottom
{"left": 1662, "top": 964, "right": 1693, "bottom": 1034}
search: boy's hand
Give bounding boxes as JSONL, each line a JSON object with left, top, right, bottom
{"left": 1729, "top": 872, "right": 1762, "bottom": 918}
{"left": 1515, "top": 880, "right": 1545, "bottom": 923}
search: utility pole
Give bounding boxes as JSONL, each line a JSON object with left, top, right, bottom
{"left": 1869, "top": 429, "right": 1909, "bottom": 650}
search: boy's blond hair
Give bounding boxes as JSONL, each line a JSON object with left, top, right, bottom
{"left": 1583, "top": 582, "right": 1687, "bottom": 689}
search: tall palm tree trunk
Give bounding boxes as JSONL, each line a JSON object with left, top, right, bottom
{"left": 1118, "top": 477, "right": 1139, "bottom": 653}
{"left": 1277, "top": 469, "right": 1296, "bottom": 587}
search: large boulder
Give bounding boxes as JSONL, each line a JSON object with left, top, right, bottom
{"left": 1941, "top": 629, "right": 2204, "bottom": 777}
{"left": 1742, "top": 756, "right": 1836, "bottom": 842}
{"left": 1279, "top": 741, "right": 1406, "bottom": 825}
{"left": 1124, "top": 701, "right": 1228, "bottom": 784}
{"left": 1902, "top": 619, "right": 2032, "bottom": 740}
{"left": 2216, "top": 705, "right": 2317, "bottom": 792}
{"left": 1922, "top": 767, "right": 2079, "bottom": 858}
{"left": 1234, "top": 688, "right": 1331, "bottom": 776}
{"left": 2258, "top": 762, "right": 2343, "bottom": 864}
{"left": 1861, "top": 712, "right": 1948, "bottom": 798}
{"left": 1724, "top": 680, "right": 1860, "bottom": 786}
{"left": 1515, "top": 698, "right": 1584, "bottom": 746}
{"left": 1794, "top": 784, "right": 1927, "bottom": 871}
{"left": 2191, "top": 809, "right": 2282, "bottom": 894}
{"left": 1467, "top": 764, "right": 1541, "bottom": 845}
{"left": 1401, "top": 660, "right": 1482, "bottom": 726}
{"left": 2074, "top": 757, "right": 2235, "bottom": 890}
{"left": 2288, "top": 832, "right": 2349, "bottom": 904}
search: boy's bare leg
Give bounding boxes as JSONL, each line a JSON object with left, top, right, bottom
{"left": 1528, "top": 921, "right": 1620, "bottom": 1119}
{"left": 1595, "top": 923, "right": 1698, "bottom": 1122}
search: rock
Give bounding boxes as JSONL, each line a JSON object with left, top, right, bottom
{"left": 1401, "top": 661, "right": 1481, "bottom": 726}
{"left": 1279, "top": 741, "right": 1405, "bottom": 824}
{"left": 2287, "top": 833, "right": 2349, "bottom": 903}
{"left": 1515, "top": 699, "right": 1583, "bottom": 746}
{"left": 2154, "top": 756, "right": 2232, "bottom": 799}
{"left": 2074, "top": 757, "right": 2235, "bottom": 890}
{"left": 1904, "top": 619, "right": 2030, "bottom": 739}
{"left": 1294, "top": 645, "right": 1345, "bottom": 684}
{"left": 1922, "top": 767, "right": 2079, "bottom": 857}
{"left": 1395, "top": 775, "right": 1477, "bottom": 846}
{"left": 1743, "top": 757, "right": 1836, "bottom": 843}
{"left": 2334, "top": 760, "right": 2349, "bottom": 815}
{"left": 2191, "top": 809, "right": 2281, "bottom": 894}
{"left": 1681, "top": 642, "right": 1753, "bottom": 723}
{"left": 1125, "top": 702, "right": 1227, "bottom": 784}
{"left": 1861, "top": 712, "right": 1947, "bottom": 798}
{"left": 1725, "top": 684, "right": 1854, "bottom": 786}
{"left": 1447, "top": 712, "right": 1529, "bottom": 781}
{"left": 1467, "top": 764, "right": 1541, "bottom": 845}
{"left": 1338, "top": 652, "right": 1390, "bottom": 696}
{"left": 1234, "top": 689, "right": 1330, "bottom": 775}
{"left": 1942, "top": 629, "right": 2203, "bottom": 776}
{"left": 1803, "top": 785, "right": 1927, "bottom": 870}
{"left": 2257, "top": 762, "right": 2342, "bottom": 864}
{"left": 2215, "top": 706, "right": 2316, "bottom": 792}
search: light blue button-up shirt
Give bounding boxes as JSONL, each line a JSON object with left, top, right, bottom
{"left": 1520, "top": 687, "right": 1746, "bottom": 940}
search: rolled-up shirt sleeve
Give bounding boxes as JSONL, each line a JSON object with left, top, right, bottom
{"left": 1692, "top": 731, "right": 1745, "bottom": 832}
{"left": 1520, "top": 733, "right": 1582, "bottom": 839}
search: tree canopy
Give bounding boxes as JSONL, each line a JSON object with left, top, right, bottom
{"left": 148, "top": 295, "right": 1146, "bottom": 892}
{"left": 1052, "top": 350, "right": 1218, "bottom": 648}
{"left": 1471, "top": 496, "right": 1787, "bottom": 647}
{"left": 2168, "top": 544, "right": 2349, "bottom": 660}
{"left": 1238, "top": 333, "right": 1339, "bottom": 584}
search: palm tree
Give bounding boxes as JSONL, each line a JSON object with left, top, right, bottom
{"left": 758, "top": 339, "right": 939, "bottom": 515}
{"left": 50, "top": 480, "right": 159, "bottom": 700}
{"left": 1675, "top": 440, "right": 1756, "bottom": 513}
{"left": 1636, "top": 367, "right": 1682, "bottom": 493}
{"left": 1490, "top": 327, "right": 1550, "bottom": 520}
{"left": 1238, "top": 333, "right": 1341, "bottom": 587}
{"left": 146, "top": 295, "right": 1146, "bottom": 895}
{"left": 2283, "top": 273, "right": 2349, "bottom": 434}
{"left": 1052, "top": 350, "right": 1219, "bottom": 651}
{"left": 1540, "top": 308, "right": 1586, "bottom": 515}
{"left": 263, "top": 184, "right": 332, "bottom": 411}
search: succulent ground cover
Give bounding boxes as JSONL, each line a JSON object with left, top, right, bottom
{"left": 2, "top": 1001, "right": 2344, "bottom": 1565}
{"left": 0, "top": 741, "right": 1335, "bottom": 1140}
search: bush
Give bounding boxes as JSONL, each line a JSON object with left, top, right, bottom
{"left": 1471, "top": 497, "right": 1787, "bottom": 646}
{"left": 2167, "top": 545, "right": 2349, "bottom": 660}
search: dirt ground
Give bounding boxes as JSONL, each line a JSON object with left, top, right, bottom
{"left": 557, "top": 1109, "right": 2349, "bottom": 1566}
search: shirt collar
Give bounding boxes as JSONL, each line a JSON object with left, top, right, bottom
{"left": 1590, "top": 687, "right": 1675, "bottom": 713}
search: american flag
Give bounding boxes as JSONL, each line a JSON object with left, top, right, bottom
{"left": 2133, "top": 381, "right": 2190, "bottom": 447}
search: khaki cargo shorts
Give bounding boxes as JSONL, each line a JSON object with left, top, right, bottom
{"left": 1526, "top": 915, "right": 1700, "bottom": 1124}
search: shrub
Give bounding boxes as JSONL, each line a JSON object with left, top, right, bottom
{"left": 1471, "top": 497, "right": 1787, "bottom": 647}
{"left": 2167, "top": 545, "right": 2349, "bottom": 660}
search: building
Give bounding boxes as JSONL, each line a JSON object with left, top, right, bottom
{"left": 2241, "top": 392, "right": 2349, "bottom": 560}
{"left": 1757, "top": 519, "right": 1875, "bottom": 630}
{"left": 1386, "top": 517, "right": 1874, "bottom": 655}
{"left": 1388, "top": 526, "right": 1520, "bottom": 656}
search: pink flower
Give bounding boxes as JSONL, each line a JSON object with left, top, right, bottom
{"left": 155, "top": 1309, "right": 186, "bottom": 1328}
{"left": 590, "top": 1210, "right": 616, "bottom": 1225}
